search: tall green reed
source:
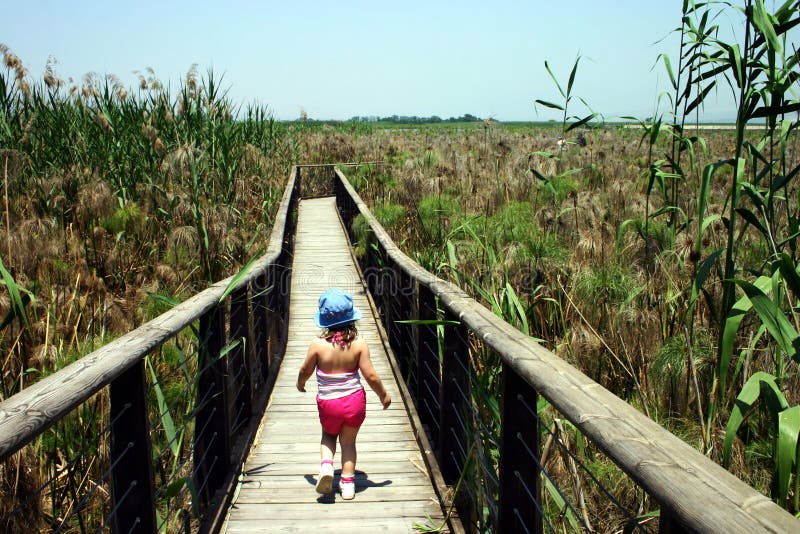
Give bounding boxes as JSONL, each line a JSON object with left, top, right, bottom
{"left": 663, "top": 0, "right": 800, "bottom": 510}
{"left": 0, "top": 46, "right": 290, "bottom": 530}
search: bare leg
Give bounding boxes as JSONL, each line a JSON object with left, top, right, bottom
{"left": 338, "top": 425, "right": 360, "bottom": 477}
{"left": 321, "top": 430, "right": 337, "bottom": 462}
{"left": 316, "top": 430, "right": 337, "bottom": 494}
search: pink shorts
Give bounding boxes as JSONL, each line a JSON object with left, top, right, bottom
{"left": 316, "top": 388, "right": 366, "bottom": 435}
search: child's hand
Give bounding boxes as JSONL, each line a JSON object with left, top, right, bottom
{"left": 381, "top": 392, "right": 391, "bottom": 409}
{"left": 297, "top": 381, "right": 306, "bottom": 392}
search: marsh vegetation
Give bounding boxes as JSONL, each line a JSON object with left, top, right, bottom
{"left": 0, "top": 0, "right": 799, "bottom": 531}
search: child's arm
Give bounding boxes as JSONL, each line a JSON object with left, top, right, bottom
{"left": 297, "top": 342, "right": 318, "bottom": 392}
{"left": 358, "top": 342, "right": 391, "bottom": 409}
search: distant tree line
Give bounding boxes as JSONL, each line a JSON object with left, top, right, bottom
{"left": 348, "top": 114, "right": 483, "bottom": 124}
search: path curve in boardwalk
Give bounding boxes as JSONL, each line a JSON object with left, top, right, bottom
{"left": 223, "top": 197, "right": 447, "bottom": 534}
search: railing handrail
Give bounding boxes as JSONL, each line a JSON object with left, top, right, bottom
{"left": 0, "top": 167, "right": 299, "bottom": 461}
{"left": 333, "top": 167, "right": 798, "bottom": 532}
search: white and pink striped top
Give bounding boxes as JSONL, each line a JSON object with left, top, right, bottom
{"left": 316, "top": 369, "right": 364, "bottom": 400}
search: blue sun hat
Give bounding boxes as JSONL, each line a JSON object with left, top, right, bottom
{"left": 314, "top": 288, "right": 362, "bottom": 328}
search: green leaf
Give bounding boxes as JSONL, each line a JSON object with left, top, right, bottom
{"left": 503, "top": 282, "right": 529, "bottom": 336}
{"left": 685, "top": 80, "right": 717, "bottom": 116}
{"left": 543, "top": 61, "right": 566, "bottom": 99}
{"left": 691, "top": 249, "right": 723, "bottom": 306}
{"left": 750, "top": 101, "right": 800, "bottom": 119}
{"left": 777, "top": 254, "right": 800, "bottom": 303}
{"left": 155, "top": 508, "right": 166, "bottom": 534}
{"left": 566, "top": 56, "right": 580, "bottom": 97}
{"left": 744, "top": 140, "right": 770, "bottom": 167}
{"left": 164, "top": 477, "right": 188, "bottom": 499}
{"left": 734, "top": 279, "right": 800, "bottom": 363}
{"left": 695, "top": 161, "right": 725, "bottom": 252}
{"left": 219, "top": 338, "right": 243, "bottom": 360}
{"left": 219, "top": 248, "right": 264, "bottom": 303}
{"left": 147, "top": 292, "right": 181, "bottom": 309}
{"left": 660, "top": 53, "right": 677, "bottom": 90}
{"left": 724, "top": 372, "right": 788, "bottom": 467}
{"left": 0, "top": 256, "right": 34, "bottom": 330}
{"left": 185, "top": 477, "right": 201, "bottom": 515}
{"left": 565, "top": 113, "right": 596, "bottom": 133}
{"left": 699, "top": 214, "right": 721, "bottom": 236}
{"left": 544, "top": 477, "right": 579, "bottom": 531}
{"left": 771, "top": 169, "right": 796, "bottom": 192}
{"left": 530, "top": 167, "right": 550, "bottom": 184}
{"left": 0, "top": 291, "right": 31, "bottom": 331}
{"left": 624, "top": 509, "right": 660, "bottom": 534}
{"left": 776, "top": 406, "right": 800, "bottom": 505}
{"left": 446, "top": 240, "right": 460, "bottom": 286}
{"left": 735, "top": 207, "right": 769, "bottom": 240}
{"left": 534, "top": 99, "right": 565, "bottom": 111}
{"left": 537, "top": 396, "right": 550, "bottom": 413}
{"left": 752, "top": 0, "right": 782, "bottom": 53}
{"left": 719, "top": 276, "right": 772, "bottom": 394}
{"left": 725, "top": 43, "right": 744, "bottom": 88}
{"left": 146, "top": 356, "right": 179, "bottom": 460}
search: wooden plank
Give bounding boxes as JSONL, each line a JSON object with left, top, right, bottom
{"left": 234, "top": 486, "right": 440, "bottom": 504}
{"left": 252, "top": 429, "right": 416, "bottom": 441}
{"left": 226, "top": 500, "right": 442, "bottom": 519}
{"left": 226, "top": 520, "right": 424, "bottom": 534}
{"left": 241, "top": 457, "right": 432, "bottom": 476}
{"left": 250, "top": 438, "right": 420, "bottom": 451}
{"left": 238, "top": 472, "right": 436, "bottom": 487}
{"left": 258, "top": 419, "right": 411, "bottom": 430}
{"left": 223, "top": 197, "right": 446, "bottom": 533}
{"left": 247, "top": 455, "right": 430, "bottom": 470}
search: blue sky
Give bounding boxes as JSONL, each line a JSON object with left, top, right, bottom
{"left": 3, "top": 1, "right": 746, "bottom": 121}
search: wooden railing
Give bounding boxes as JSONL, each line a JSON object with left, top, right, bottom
{"left": 330, "top": 166, "right": 799, "bottom": 533}
{"left": 0, "top": 168, "right": 299, "bottom": 532}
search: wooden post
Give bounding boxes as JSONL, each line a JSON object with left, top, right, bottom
{"left": 266, "top": 261, "right": 288, "bottom": 375}
{"left": 276, "top": 259, "right": 291, "bottom": 351}
{"left": 392, "top": 270, "right": 414, "bottom": 385}
{"left": 229, "top": 287, "right": 253, "bottom": 430}
{"left": 367, "top": 234, "right": 381, "bottom": 301}
{"left": 194, "top": 304, "right": 231, "bottom": 510}
{"left": 252, "top": 273, "right": 269, "bottom": 388}
{"left": 499, "top": 362, "right": 542, "bottom": 534}
{"left": 109, "top": 360, "right": 157, "bottom": 533}
{"left": 439, "top": 312, "right": 470, "bottom": 485}
{"left": 296, "top": 167, "right": 302, "bottom": 197}
{"left": 382, "top": 257, "right": 397, "bottom": 352}
{"left": 416, "top": 284, "right": 440, "bottom": 445}
{"left": 659, "top": 508, "right": 690, "bottom": 533}
{"left": 405, "top": 276, "right": 419, "bottom": 394}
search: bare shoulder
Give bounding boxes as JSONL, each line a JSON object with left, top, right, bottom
{"left": 308, "top": 337, "right": 328, "bottom": 352}
{"left": 351, "top": 337, "right": 369, "bottom": 350}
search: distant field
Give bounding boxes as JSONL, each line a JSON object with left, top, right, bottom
{"left": 280, "top": 119, "right": 757, "bottom": 133}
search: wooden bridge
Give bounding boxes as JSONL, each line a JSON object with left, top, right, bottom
{"left": 0, "top": 165, "right": 798, "bottom": 533}
{"left": 222, "top": 196, "right": 444, "bottom": 533}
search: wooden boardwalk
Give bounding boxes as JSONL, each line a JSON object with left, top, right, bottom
{"left": 223, "top": 197, "right": 447, "bottom": 533}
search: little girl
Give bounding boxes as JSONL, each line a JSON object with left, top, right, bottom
{"left": 296, "top": 288, "right": 392, "bottom": 500}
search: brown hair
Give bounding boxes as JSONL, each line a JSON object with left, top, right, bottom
{"left": 320, "top": 323, "right": 358, "bottom": 348}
